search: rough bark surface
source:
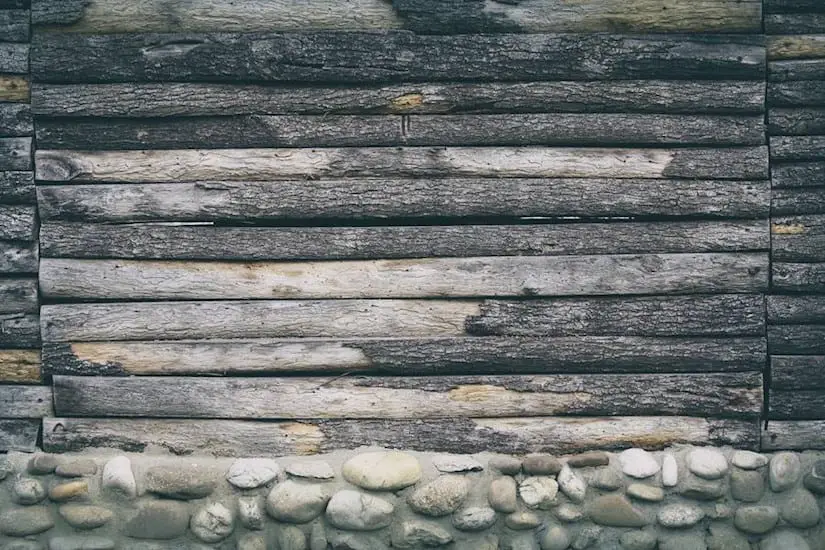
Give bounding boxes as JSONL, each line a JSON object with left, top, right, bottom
{"left": 771, "top": 355, "right": 825, "bottom": 390}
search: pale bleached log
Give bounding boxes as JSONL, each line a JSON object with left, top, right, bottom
{"left": 771, "top": 162, "right": 825, "bottom": 188}
{"left": 0, "top": 171, "right": 34, "bottom": 203}
{"left": 39, "top": 254, "right": 769, "bottom": 301}
{"left": 0, "top": 385, "right": 52, "bottom": 418}
{"left": 0, "top": 104, "right": 32, "bottom": 137}
{"left": 0, "top": 313, "right": 40, "bottom": 348}
{"left": 0, "top": 43, "right": 27, "bottom": 74}
{"left": 770, "top": 391, "right": 825, "bottom": 419}
{"left": 767, "top": 295, "right": 825, "bottom": 324}
{"left": 0, "top": 420, "right": 38, "bottom": 452}
{"left": 773, "top": 188, "right": 825, "bottom": 215}
{"left": 51, "top": 373, "right": 762, "bottom": 419}
{"left": 38, "top": 221, "right": 770, "bottom": 261}
{"left": 30, "top": 81, "right": 767, "bottom": 118}
{"left": 0, "top": 350, "right": 40, "bottom": 383}
{"left": 763, "top": 421, "right": 825, "bottom": 451}
{"left": 770, "top": 59, "right": 825, "bottom": 81}
{"left": 0, "top": 278, "right": 37, "bottom": 313}
{"left": 0, "top": 205, "right": 36, "bottom": 241}
{"left": 0, "top": 75, "right": 29, "bottom": 102}
{"left": 769, "top": 108, "right": 825, "bottom": 135}
{"left": 766, "top": 14, "right": 825, "bottom": 34}
{"left": 0, "top": 241, "right": 38, "bottom": 273}
{"left": 768, "top": 324, "right": 825, "bottom": 354}
{"left": 768, "top": 82, "right": 825, "bottom": 106}
{"left": 42, "top": 416, "right": 760, "bottom": 455}
{"left": 35, "top": 179, "right": 771, "bottom": 222}
{"left": 770, "top": 136, "right": 825, "bottom": 161}
{"left": 768, "top": 35, "right": 825, "bottom": 61}
{"left": 765, "top": 0, "right": 825, "bottom": 13}
{"left": 0, "top": 9, "right": 29, "bottom": 41}
{"left": 771, "top": 356, "right": 825, "bottom": 390}
{"left": 772, "top": 215, "right": 825, "bottom": 261}
{"left": 34, "top": 147, "right": 770, "bottom": 183}
{"left": 0, "top": 137, "right": 32, "bottom": 171}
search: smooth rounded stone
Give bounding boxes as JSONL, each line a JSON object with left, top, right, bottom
{"left": 658, "top": 535, "right": 707, "bottom": 550}
{"left": 780, "top": 488, "right": 820, "bottom": 528}
{"left": 342, "top": 451, "right": 421, "bottom": 491}
{"left": 554, "top": 504, "right": 585, "bottom": 523}
{"left": 686, "top": 448, "right": 728, "bottom": 480}
{"left": 125, "top": 501, "right": 190, "bottom": 540}
{"left": 590, "top": 467, "right": 624, "bottom": 491}
{"left": 662, "top": 454, "right": 678, "bottom": 487}
{"left": 456, "top": 535, "right": 498, "bottom": 550}
{"left": 330, "top": 534, "right": 388, "bottom": 550}
{"left": 501, "top": 535, "right": 540, "bottom": 550}
{"left": 523, "top": 454, "right": 563, "bottom": 476}
{"left": 732, "top": 451, "right": 768, "bottom": 470}
{"left": 707, "top": 523, "right": 750, "bottom": 550}
{"left": 626, "top": 484, "right": 664, "bottom": 502}
{"left": 504, "top": 511, "right": 542, "bottom": 530}
{"left": 326, "top": 490, "right": 393, "bottom": 531}
{"left": 707, "top": 503, "right": 733, "bottom": 520}
{"left": 0, "top": 507, "right": 54, "bottom": 536}
{"left": 238, "top": 534, "right": 266, "bottom": 550}
{"left": 557, "top": 465, "right": 586, "bottom": 503}
{"left": 760, "top": 531, "right": 811, "bottom": 550}
{"left": 451, "top": 507, "right": 497, "bottom": 531}
{"left": 146, "top": 464, "right": 216, "bottom": 500}
{"left": 432, "top": 455, "right": 483, "bottom": 473}
{"left": 408, "top": 475, "right": 470, "bottom": 516}
{"left": 0, "top": 457, "right": 10, "bottom": 480}
{"left": 13, "top": 477, "right": 47, "bottom": 504}
{"left": 278, "top": 526, "right": 308, "bottom": 550}
{"left": 619, "top": 530, "right": 657, "bottom": 550}
{"left": 28, "top": 454, "right": 60, "bottom": 475}
{"left": 539, "top": 525, "right": 570, "bottom": 550}
{"left": 238, "top": 496, "right": 265, "bottom": 530}
{"left": 101, "top": 456, "right": 136, "bottom": 497}
{"left": 47, "top": 537, "right": 114, "bottom": 550}
{"left": 286, "top": 461, "right": 335, "bottom": 480}
{"left": 770, "top": 452, "right": 802, "bottom": 492}
{"left": 618, "top": 449, "right": 659, "bottom": 479}
{"left": 391, "top": 520, "right": 453, "bottom": 548}
{"left": 586, "top": 494, "right": 648, "bottom": 528}
{"left": 490, "top": 456, "right": 522, "bottom": 475}
{"left": 519, "top": 477, "right": 559, "bottom": 509}
{"left": 804, "top": 460, "right": 825, "bottom": 495}
{"left": 730, "top": 468, "right": 764, "bottom": 502}
{"left": 58, "top": 505, "right": 113, "bottom": 530}
{"left": 226, "top": 458, "right": 281, "bottom": 489}
{"left": 190, "top": 502, "right": 234, "bottom": 543}
{"left": 55, "top": 460, "right": 98, "bottom": 478}
{"left": 657, "top": 503, "right": 704, "bottom": 528}
{"left": 48, "top": 480, "right": 88, "bottom": 502}
{"left": 733, "top": 505, "right": 779, "bottom": 534}
{"left": 266, "top": 480, "right": 329, "bottom": 523}
{"left": 310, "top": 523, "right": 327, "bottom": 550}
{"left": 679, "top": 478, "right": 724, "bottom": 500}
{"left": 572, "top": 525, "right": 601, "bottom": 550}
{"left": 567, "top": 452, "right": 610, "bottom": 468}
{"left": 489, "top": 476, "right": 518, "bottom": 513}
{"left": 3, "top": 541, "right": 44, "bottom": 550}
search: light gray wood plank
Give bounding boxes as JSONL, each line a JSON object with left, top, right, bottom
{"left": 0, "top": 137, "right": 32, "bottom": 171}
{"left": 0, "top": 104, "right": 32, "bottom": 137}
{"left": 0, "top": 385, "right": 52, "bottom": 418}
{"left": 768, "top": 324, "right": 825, "bottom": 354}
{"left": 0, "top": 278, "right": 37, "bottom": 314}
{"left": 767, "top": 295, "right": 825, "bottom": 324}
{"left": 771, "top": 355, "right": 825, "bottom": 390}
{"left": 0, "top": 419, "right": 38, "bottom": 452}
{"left": 769, "top": 81, "right": 825, "bottom": 107}
{"left": 0, "top": 205, "right": 36, "bottom": 241}
{"left": 762, "top": 421, "right": 825, "bottom": 450}
{"left": 0, "top": 313, "right": 39, "bottom": 348}
{"left": 770, "top": 59, "right": 825, "bottom": 81}
{"left": 0, "top": 43, "right": 27, "bottom": 74}
{"left": 0, "top": 240, "right": 38, "bottom": 273}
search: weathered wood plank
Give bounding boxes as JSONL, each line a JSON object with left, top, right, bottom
{"left": 770, "top": 59, "right": 825, "bottom": 81}
{"left": 52, "top": 373, "right": 763, "bottom": 419}
{"left": 771, "top": 162, "right": 825, "bottom": 188}
{"left": 768, "top": 325, "right": 825, "bottom": 354}
{"left": 771, "top": 355, "right": 825, "bottom": 390}
{"left": 0, "top": 241, "right": 38, "bottom": 273}
{"left": 34, "top": 147, "right": 770, "bottom": 183}
{"left": 765, "top": 14, "right": 825, "bottom": 34}
{"left": 0, "top": 0, "right": 29, "bottom": 8}
{"left": 38, "top": 221, "right": 770, "bottom": 262}
{"left": 41, "top": 337, "right": 767, "bottom": 377}
{"left": 768, "top": 35, "right": 825, "bottom": 61}
{"left": 765, "top": 0, "right": 825, "bottom": 13}
{"left": 772, "top": 215, "right": 825, "bottom": 261}
{"left": 35, "top": 179, "right": 771, "bottom": 223}
{"left": 770, "top": 136, "right": 825, "bottom": 161}
{"left": 35, "top": 114, "right": 767, "bottom": 149}
{"left": 0, "top": 350, "right": 40, "bottom": 383}
{"left": 763, "top": 421, "right": 825, "bottom": 450}
{"left": 770, "top": 391, "right": 825, "bottom": 419}
{"left": 0, "top": 278, "right": 36, "bottom": 313}
{"left": 0, "top": 420, "right": 38, "bottom": 453}
{"left": 0, "top": 385, "right": 52, "bottom": 417}
{"left": 0, "top": 104, "right": 31, "bottom": 137}
{"left": 29, "top": 32, "right": 766, "bottom": 84}
{"left": 768, "top": 82, "right": 825, "bottom": 106}
{"left": 773, "top": 263, "right": 825, "bottom": 293}
{"left": 0, "top": 137, "right": 32, "bottom": 171}
{"left": 0, "top": 75, "right": 28, "bottom": 102}
{"left": 30, "top": 81, "right": 767, "bottom": 117}
{"left": 0, "top": 9, "right": 29, "bottom": 42}
{"left": 0, "top": 313, "right": 40, "bottom": 348}
{"left": 42, "top": 416, "right": 760, "bottom": 455}
{"left": 0, "top": 171, "right": 33, "bottom": 203}
{"left": 39, "top": 254, "right": 769, "bottom": 301}
{"left": 769, "top": 108, "right": 825, "bottom": 135}
{"left": 767, "top": 295, "right": 825, "bottom": 324}
{"left": 0, "top": 205, "right": 36, "bottom": 241}
{"left": 0, "top": 43, "right": 27, "bottom": 74}
{"left": 772, "top": 188, "right": 825, "bottom": 215}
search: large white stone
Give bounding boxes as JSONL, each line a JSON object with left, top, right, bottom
{"left": 226, "top": 459, "right": 281, "bottom": 489}
{"left": 732, "top": 450, "right": 768, "bottom": 470}
{"left": 325, "top": 490, "right": 393, "bottom": 531}
{"left": 619, "top": 449, "right": 660, "bottom": 479}
{"left": 557, "top": 465, "right": 586, "bottom": 503}
{"left": 101, "top": 456, "right": 136, "bottom": 498}
{"left": 662, "top": 454, "right": 678, "bottom": 487}
{"left": 770, "top": 453, "right": 802, "bottom": 492}
{"left": 686, "top": 448, "right": 729, "bottom": 480}
{"left": 342, "top": 451, "right": 421, "bottom": 491}
{"left": 519, "top": 477, "right": 558, "bottom": 509}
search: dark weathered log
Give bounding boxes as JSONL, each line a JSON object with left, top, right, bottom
{"left": 30, "top": 81, "right": 767, "bottom": 118}
{"left": 771, "top": 162, "right": 825, "bottom": 188}
{"left": 38, "top": 221, "right": 769, "bottom": 261}
{"left": 770, "top": 59, "right": 825, "bottom": 81}
{"left": 763, "top": 420, "right": 825, "bottom": 450}
{"left": 768, "top": 82, "right": 825, "bottom": 106}
{"left": 0, "top": 75, "right": 28, "bottom": 102}
{"left": 0, "top": 104, "right": 32, "bottom": 137}
{"left": 0, "top": 241, "right": 38, "bottom": 273}
{"left": 35, "top": 114, "right": 767, "bottom": 149}
{"left": 0, "top": 171, "right": 33, "bottom": 203}
{"left": 768, "top": 324, "right": 825, "bottom": 354}
{"left": 769, "top": 108, "right": 825, "bottom": 135}
{"left": 0, "top": 0, "right": 29, "bottom": 8}
{"left": 765, "top": 14, "right": 825, "bottom": 34}
{"left": 772, "top": 215, "right": 825, "bottom": 261}
{"left": 35, "top": 179, "right": 771, "bottom": 223}
{"left": 0, "top": 350, "right": 40, "bottom": 382}
{"left": 771, "top": 355, "right": 825, "bottom": 390}
{"left": 0, "top": 313, "right": 40, "bottom": 348}
{"left": 771, "top": 136, "right": 825, "bottom": 161}
{"left": 0, "top": 43, "right": 27, "bottom": 74}
{"left": 772, "top": 188, "right": 825, "bottom": 215}
{"left": 0, "top": 419, "right": 38, "bottom": 453}
{"left": 773, "top": 263, "right": 825, "bottom": 292}
{"left": 34, "top": 147, "right": 771, "bottom": 183}
{"left": 0, "top": 137, "right": 32, "bottom": 170}
{"left": 0, "top": 385, "right": 52, "bottom": 418}
{"left": 767, "top": 295, "right": 825, "bottom": 323}
{"left": 52, "top": 373, "right": 762, "bottom": 419}
{"left": 42, "top": 416, "right": 760, "bottom": 455}
{"left": 0, "top": 278, "right": 37, "bottom": 313}
{"left": 765, "top": 0, "right": 825, "bottom": 13}
{"left": 0, "top": 9, "right": 29, "bottom": 41}
{"left": 770, "top": 391, "right": 825, "bottom": 419}
{"left": 40, "top": 337, "right": 767, "bottom": 377}
{"left": 39, "top": 254, "right": 769, "bottom": 301}
{"left": 30, "top": 32, "right": 767, "bottom": 84}
{"left": 768, "top": 35, "right": 825, "bottom": 61}
{"left": 0, "top": 206, "right": 36, "bottom": 241}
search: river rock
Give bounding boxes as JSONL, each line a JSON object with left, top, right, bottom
{"left": 102, "top": 456, "right": 136, "bottom": 497}
{"left": 679, "top": 478, "right": 724, "bottom": 500}
{"left": 238, "top": 496, "right": 265, "bottom": 530}
{"left": 342, "top": 451, "right": 421, "bottom": 490}
{"left": 707, "top": 524, "right": 750, "bottom": 550}
{"left": 804, "top": 460, "right": 825, "bottom": 494}
{"left": 190, "top": 502, "right": 234, "bottom": 542}
{"left": 13, "top": 477, "right": 46, "bottom": 504}
{"left": 433, "top": 455, "right": 483, "bottom": 473}
{"left": 558, "top": 465, "right": 586, "bottom": 503}
{"left": 145, "top": 464, "right": 216, "bottom": 499}
{"left": 49, "top": 481, "right": 88, "bottom": 502}
{"left": 266, "top": 480, "right": 329, "bottom": 523}
{"left": 504, "top": 511, "right": 542, "bottom": 530}
{"left": 55, "top": 460, "right": 98, "bottom": 478}
{"left": 523, "top": 454, "right": 563, "bottom": 475}
{"left": 455, "top": 535, "right": 498, "bottom": 550}
{"left": 780, "top": 488, "right": 820, "bottom": 528}
{"left": 125, "top": 501, "right": 190, "bottom": 539}
{"left": 567, "top": 452, "right": 610, "bottom": 468}
{"left": 619, "top": 449, "right": 659, "bottom": 479}
{"left": 452, "top": 507, "right": 497, "bottom": 531}
{"left": 734, "top": 505, "right": 779, "bottom": 534}
{"left": 226, "top": 458, "right": 281, "bottom": 489}
{"left": 760, "top": 531, "right": 811, "bottom": 550}
{"left": 658, "top": 535, "right": 707, "bottom": 550}
{"left": 572, "top": 525, "right": 601, "bottom": 550}
{"left": 310, "top": 523, "right": 327, "bottom": 550}
{"left": 286, "top": 461, "right": 335, "bottom": 480}
{"left": 489, "top": 476, "right": 518, "bottom": 512}
{"left": 539, "top": 525, "right": 570, "bottom": 550}
{"left": 619, "top": 530, "right": 657, "bottom": 550}
{"left": 278, "top": 526, "right": 308, "bottom": 550}
{"left": 391, "top": 521, "right": 453, "bottom": 548}
{"left": 3, "top": 542, "right": 44, "bottom": 550}
{"left": 326, "top": 490, "right": 393, "bottom": 531}
{"left": 658, "top": 503, "right": 704, "bottom": 528}
{"left": 238, "top": 534, "right": 267, "bottom": 550}
{"left": 590, "top": 467, "right": 624, "bottom": 491}
{"left": 686, "top": 448, "right": 728, "bottom": 480}
{"left": 330, "top": 533, "right": 389, "bottom": 550}
{"left": 0, "top": 457, "right": 9, "bottom": 480}
{"left": 490, "top": 456, "right": 522, "bottom": 475}
{"left": 519, "top": 477, "right": 558, "bottom": 509}
{"left": 731, "top": 468, "right": 764, "bottom": 502}
{"left": 501, "top": 535, "right": 539, "bottom": 550}
{"left": 47, "top": 538, "right": 114, "bottom": 550}
{"left": 662, "top": 454, "right": 678, "bottom": 487}
{"left": 28, "top": 455, "right": 59, "bottom": 475}
{"left": 586, "top": 494, "right": 648, "bottom": 527}
{"left": 0, "top": 507, "right": 54, "bottom": 536}
{"left": 58, "top": 505, "right": 113, "bottom": 530}
{"left": 627, "top": 484, "right": 664, "bottom": 502}
{"left": 732, "top": 451, "right": 768, "bottom": 470}
{"left": 554, "top": 503, "right": 584, "bottom": 522}
{"left": 408, "top": 475, "right": 470, "bottom": 516}
{"left": 770, "top": 453, "right": 801, "bottom": 492}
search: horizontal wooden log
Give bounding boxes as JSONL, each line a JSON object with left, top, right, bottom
{"left": 0, "top": 350, "right": 40, "bottom": 383}
{"left": 767, "top": 295, "right": 825, "bottom": 323}
{"left": 0, "top": 278, "right": 37, "bottom": 313}
{"left": 769, "top": 108, "right": 825, "bottom": 134}
{"left": 768, "top": 35, "right": 825, "bottom": 61}
{"left": 0, "top": 0, "right": 29, "bottom": 8}
{"left": 772, "top": 215, "right": 825, "bottom": 261}
{"left": 0, "top": 313, "right": 40, "bottom": 348}
{"left": 768, "top": 82, "right": 825, "bottom": 106}
{"left": 35, "top": 179, "right": 771, "bottom": 223}
{"left": 30, "top": 32, "right": 766, "bottom": 84}
{"left": 0, "top": 43, "right": 27, "bottom": 74}
{"left": 0, "top": 205, "right": 36, "bottom": 241}
{"left": 770, "top": 59, "right": 825, "bottom": 81}
{"left": 30, "top": 81, "right": 767, "bottom": 117}
{"left": 41, "top": 337, "right": 767, "bottom": 377}
{"left": 39, "top": 254, "right": 769, "bottom": 301}
{"left": 770, "top": 391, "right": 825, "bottom": 419}
{"left": 42, "top": 416, "right": 760, "bottom": 455}
{"left": 38, "top": 220, "right": 770, "bottom": 262}
{"left": 35, "top": 114, "right": 768, "bottom": 149}
{"left": 770, "top": 136, "right": 825, "bottom": 161}
{"left": 772, "top": 188, "right": 825, "bottom": 215}
{"left": 773, "top": 263, "right": 825, "bottom": 292}
{"left": 763, "top": 421, "right": 825, "bottom": 450}
{"left": 771, "top": 355, "right": 825, "bottom": 390}
{"left": 34, "top": 147, "right": 771, "bottom": 183}
{"left": 52, "top": 373, "right": 762, "bottom": 419}
{"left": 765, "top": 0, "right": 825, "bottom": 13}
{"left": 0, "top": 75, "right": 28, "bottom": 102}
{"left": 771, "top": 162, "right": 825, "bottom": 188}
{"left": 0, "top": 385, "right": 52, "bottom": 418}
{"left": 0, "top": 419, "right": 38, "bottom": 452}
{"left": 0, "top": 137, "right": 32, "bottom": 170}
{"left": 768, "top": 325, "right": 825, "bottom": 354}
{"left": 765, "top": 14, "right": 825, "bottom": 34}
{"left": 0, "top": 241, "right": 38, "bottom": 273}
{"left": 0, "top": 9, "right": 29, "bottom": 41}
{"left": 0, "top": 104, "right": 32, "bottom": 137}
{"left": 0, "top": 171, "right": 33, "bottom": 203}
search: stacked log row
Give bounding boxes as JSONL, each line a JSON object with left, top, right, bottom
{"left": 763, "top": 0, "right": 825, "bottom": 449}
{"left": 31, "top": 0, "right": 768, "bottom": 453}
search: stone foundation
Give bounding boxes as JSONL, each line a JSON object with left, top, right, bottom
{"left": 1, "top": 446, "right": 824, "bottom": 550}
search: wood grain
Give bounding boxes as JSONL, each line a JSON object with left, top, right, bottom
{"left": 772, "top": 215, "right": 825, "bottom": 262}
{"left": 770, "top": 391, "right": 825, "bottom": 419}
{"left": 0, "top": 350, "right": 40, "bottom": 383}
{"left": 768, "top": 35, "right": 825, "bottom": 61}
{"left": 0, "top": 420, "right": 38, "bottom": 453}
{"left": 0, "top": 43, "right": 27, "bottom": 74}
{"left": 771, "top": 137, "right": 825, "bottom": 161}
{"left": 765, "top": 0, "right": 825, "bottom": 13}
{"left": 765, "top": 14, "right": 825, "bottom": 34}
{"left": 769, "top": 108, "right": 825, "bottom": 135}
{"left": 0, "top": 75, "right": 29, "bottom": 102}
{"left": 770, "top": 59, "right": 825, "bottom": 81}
{"left": 0, "top": 138, "right": 32, "bottom": 171}
{"left": 772, "top": 188, "right": 825, "bottom": 215}
{"left": 0, "top": 241, "right": 38, "bottom": 273}
{"left": 771, "top": 162, "right": 825, "bottom": 188}
{"left": 771, "top": 355, "right": 825, "bottom": 390}
{"left": 0, "top": 171, "right": 34, "bottom": 204}
{"left": 0, "top": 385, "right": 52, "bottom": 418}
{"left": 0, "top": 278, "right": 37, "bottom": 314}
{"left": 762, "top": 421, "right": 825, "bottom": 451}
{"left": 0, "top": 205, "right": 36, "bottom": 241}
{"left": 773, "top": 263, "right": 825, "bottom": 293}
{"left": 0, "top": 104, "right": 32, "bottom": 137}
{"left": 0, "top": 313, "right": 40, "bottom": 348}
{"left": 0, "top": 9, "right": 29, "bottom": 41}
{"left": 767, "top": 295, "right": 825, "bottom": 324}
{"left": 768, "top": 325, "right": 825, "bottom": 354}
{"left": 769, "top": 81, "right": 825, "bottom": 106}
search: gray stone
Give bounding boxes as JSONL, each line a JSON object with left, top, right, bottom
{"left": 266, "top": 480, "right": 329, "bottom": 523}
{"left": 770, "top": 452, "right": 802, "bottom": 492}
{"left": 519, "top": 476, "right": 559, "bottom": 509}
{"left": 28, "top": 455, "right": 60, "bottom": 475}
{"left": 125, "top": 501, "right": 190, "bottom": 540}
{"left": 804, "top": 460, "right": 825, "bottom": 495}
{"left": 761, "top": 531, "right": 811, "bottom": 550}
{"left": 0, "top": 507, "right": 54, "bottom": 536}
{"left": 451, "top": 507, "right": 497, "bottom": 531}
{"left": 686, "top": 448, "right": 728, "bottom": 480}
{"left": 490, "top": 456, "right": 522, "bottom": 475}
{"left": 730, "top": 468, "right": 764, "bottom": 502}
{"left": 567, "top": 452, "right": 610, "bottom": 468}
{"left": 48, "top": 481, "right": 88, "bottom": 502}
{"left": 58, "top": 505, "right": 114, "bottom": 530}
{"left": 0, "top": 457, "right": 9, "bottom": 480}
{"left": 780, "top": 488, "right": 820, "bottom": 528}
{"left": 501, "top": 535, "right": 540, "bottom": 550}
{"left": 190, "top": 502, "right": 234, "bottom": 543}
{"left": 145, "top": 464, "right": 216, "bottom": 499}
{"left": 101, "top": 456, "right": 136, "bottom": 497}
{"left": 330, "top": 534, "right": 388, "bottom": 550}
{"left": 238, "top": 496, "right": 265, "bottom": 530}
{"left": 278, "top": 526, "right": 308, "bottom": 550}
{"left": 226, "top": 458, "right": 281, "bottom": 489}
{"left": 734, "top": 505, "right": 779, "bottom": 534}
{"left": 618, "top": 449, "right": 660, "bottom": 479}
{"left": 326, "top": 490, "right": 393, "bottom": 531}
{"left": 658, "top": 535, "right": 707, "bottom": 550}
{"left": 679, "top": 478, "right": 724, "bottom": 500}
{"left": 523, "top": 454, "right": 563, "bottom": 475}
{"left": 732, "top": 451, "right": 768, "bottom": 470}
{"left": 310, "top": 523, "right": 327, "bottom": 550}
{"left": 47, "top": 538, "right": 114, "bottom": 550}
{"left": 662, "top": 454, "right": 678, "bottom": 487}
{"left": 408, "top": 474, "right": 469, "bottom": 516}
{"left": 619, "top": 530, "right": 657, "bottom": 550}
{"left": 342, "top": 451, "right": 421, "bottom": 491}
{"left": 657, "top": 503, "right": 704, "bottom": 528}
{"left": 238, "top": 534, "right": 267, "bottom": 550}
{"left": 55, "top": 460, "right": 98, "bottom": 478}
{"left": 708, "top": 503, "right": 734, "bottom": 520}
{"left": 707, "top": 524, "right": 750, "bottom": 550}
{"left": 504, "top": 511, "right": 542, "bottom": 530}
{"left": 558, "top": 465, "right": 586, "bottom": 503}
{"left": 12, "top": 477, "right": 47, "bottom": 504}
{"left": 3, "top": 542, "right": 44, "bottom": 550}
{"left": 391, "top": 520, "right": 453, "bottom": 548}
{"left": 572, "top": 525, "right": 601, "bottom": 550}
{"left": 586, "top": 494, "right": 648, "bottom": 527}
{"left": 432, "top": 455, "right": 483, "bottom": 473}
{"left": 590, "top": 467, "right": 624, "bottom": 491}
{"left": 456, "top": 535, "right": 498, "bottom": 550}
{"left": 554, "top": 504, "right": 585, "bottom": 522}
{"left": 489, "top": 476, "right": 518, "bottom": 513}
{"left": 539, "top": 525, "right": 570, "bottom": 550}
{"left": 286, "top": 461, "right": 335, "bottom": 480}
{"left": 626, "top": 484, "right": 664, "bottom": 502}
